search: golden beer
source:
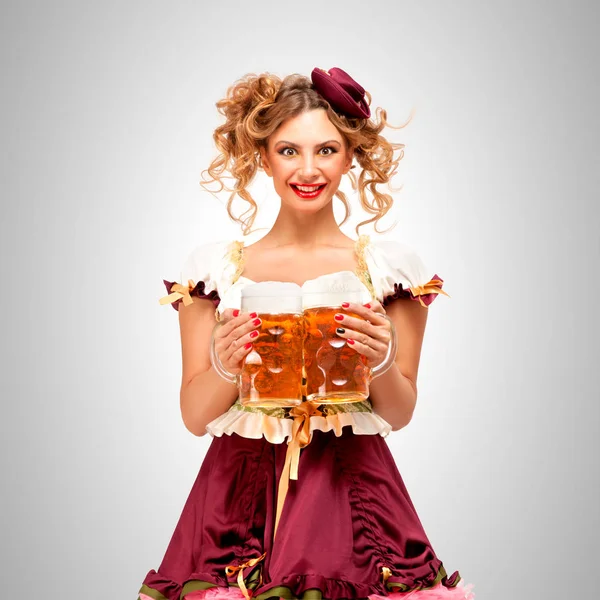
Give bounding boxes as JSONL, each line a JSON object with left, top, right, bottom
{"left": 211, "top": 276, "right": 396, "bottom": 407}
{"left": 210, "top": 281, "right": 305, "bottom": 408}
{"left": 303, "top": 306, "right": 370, "bottom": 404}
{"left": 239, "top": 311, "right": 304, "bottom": 407}
{"left": 301, "top": 271, "right": 397, "bottom": 404}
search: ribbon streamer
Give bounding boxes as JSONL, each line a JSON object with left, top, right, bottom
{"left": 409, "top": 278, "right": 450, "bottom": 308}
{"left": 273, "top": 401, "right": 323, "bottom": 539}
{"left": 158, "top": 279, "right": 196, "bottom": 307}
{"left": 225, "top": 552, "right": 267, "bottom": 600}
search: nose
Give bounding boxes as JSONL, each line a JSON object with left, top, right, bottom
{"left": 297, "top": 154, "right": 320, "bottom": 180}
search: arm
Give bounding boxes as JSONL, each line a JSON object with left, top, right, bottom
{"left": 178, "top": 299, "right": 239, "bottom": 437}
{"left": 368, "top": 298, "right": 429, "bottom": 431}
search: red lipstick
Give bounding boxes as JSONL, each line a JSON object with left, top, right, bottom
{"left": 290, "top": 183, "right": 327, "bottom": 199}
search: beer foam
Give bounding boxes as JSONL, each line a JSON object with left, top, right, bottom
{"left": 241, "top": 281, "right": 303, "bottom": 314}
{"left": 302, "top": 272, "right": 366, "bottom": 309}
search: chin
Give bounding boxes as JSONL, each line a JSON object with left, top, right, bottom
{"left": 286, "top": 196, "right": 332, "bottom": 211}
{"left": 280, "top": 187, "right": 336, "bottom": 207}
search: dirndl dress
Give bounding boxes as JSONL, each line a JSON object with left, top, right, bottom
{"left": 138, "top": 235, "right": 475, "bottom": 600}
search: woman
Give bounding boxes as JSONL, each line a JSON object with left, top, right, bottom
{"left": 141, "top": 67, "right": 474, "bottom": 600}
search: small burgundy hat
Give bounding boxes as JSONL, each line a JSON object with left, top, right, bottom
{"left": 311, "top": 67, "right": 371, "bottom": 119}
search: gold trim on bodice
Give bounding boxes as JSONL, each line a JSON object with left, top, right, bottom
{"left": 226, "top": 240, "right": 246, "bottom": 285}
{"left": 214, "top": 240, "right": 246, "bottom": 322}
{"left": 354, "top": 234, "right": 376, "bottom": 300}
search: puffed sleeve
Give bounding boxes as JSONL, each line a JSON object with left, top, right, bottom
{"left": 364, "top": 239, "right": 450, "bottom": 308}
{"left": 158, "top": 242, "right": 222, "bottom": 311}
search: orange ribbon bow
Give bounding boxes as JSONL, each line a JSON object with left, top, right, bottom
{"left": 409, "top": 277, "right": 450, "bottom": 308}
{"left": 382, "top": 566, "right": 392, "bottom": 584}
{"left": 273, "top": 401, "right": 323, "bottom": 540}
{"left": 225, "top": 552, "right": 267, "bottom": 600}
{"left": 158, "top": 279, "right": 196, "bottom": 307}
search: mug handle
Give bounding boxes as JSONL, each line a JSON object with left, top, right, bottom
{"left": 210, "top": 322, "right": 240, "bottom": 385}
{"left": 369, "top": 314, "right": 398, "bottom": 379}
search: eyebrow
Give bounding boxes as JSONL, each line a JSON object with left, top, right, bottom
{"left": 274, "top": 139, "right": 342, "bottom": 148}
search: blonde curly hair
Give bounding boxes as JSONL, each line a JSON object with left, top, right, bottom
{"left": 200, "top": 71, "right": 411, "bottom": 236}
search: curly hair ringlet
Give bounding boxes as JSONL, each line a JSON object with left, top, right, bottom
{"left": 199, "top": 71, "right": 413, "bottom": 237}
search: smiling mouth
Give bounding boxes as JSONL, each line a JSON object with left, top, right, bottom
{"left": 290, "top": 184, "right": 327, "bottom": 192}
{"left": 290, "top": 183, "right": 327, "bottom": 199}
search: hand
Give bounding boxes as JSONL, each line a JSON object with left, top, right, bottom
{"left": 213, "top": 308, "right": 262, "bottom": 376}
{"left": 333, "top": 300, "right": 395, "bottom": 369}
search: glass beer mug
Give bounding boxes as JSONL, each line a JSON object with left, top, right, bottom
{"left": 210, "top": 282, "right": 304, "bottom": 408}
{"left": 302, "top": 273, "right": 397, "bottom": 404}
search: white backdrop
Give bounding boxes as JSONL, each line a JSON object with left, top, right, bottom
{"left": 1, "top": 1, "right": 598, "bottom": 598}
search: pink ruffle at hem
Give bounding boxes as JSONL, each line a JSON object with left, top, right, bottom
{"left": 140, "top": 579, "right": 475, "bottom": 600}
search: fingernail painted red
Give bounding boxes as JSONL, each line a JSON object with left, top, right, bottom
{"left": 244, "top": 342, "right": 253, "bottom": 350}
{"left": 334, "top": 314, "right": 344, "bottom": 321}
{"left": 347, "top": 339, "right": 355, "bottom": 345}
{"left": 341, "top": 302, "right": 350, "bottom": 308}
{"left": 253, "top": 318, "right": 261, "bottom": 326}
{"left": 364, "top": 303, "right": 371, "bottom": 309}
{"left": 233, "top": 309, "right": 240, "bottom": 317}
{"left": 249, "top": 312, "right": 258, "bottom": 319}
{"left": 250, "top": 331, "right": 259, "bottom": 339}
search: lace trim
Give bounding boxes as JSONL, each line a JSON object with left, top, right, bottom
{"left": 205, "top": 399, "right": 393, "bottom": 444}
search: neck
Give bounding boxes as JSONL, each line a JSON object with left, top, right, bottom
{"left": 263, "top": 203, "right": 354, "bottom": 248}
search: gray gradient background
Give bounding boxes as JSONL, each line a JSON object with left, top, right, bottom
{"left": 1, "top": 1, "right": 598, "bottom": 598}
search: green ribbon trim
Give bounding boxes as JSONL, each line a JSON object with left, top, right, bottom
{"left": 229, "top": 397, "right": 375, "bottom": 419}
{"left": 143, "top": 561, "right": 462, "bottom": 600}
{"left": 385, "top": 564, "right": 462, "bottom": 592}
{"left": 180, "top": 561, "right": 263, "bottom": 598}
{"left": 137, "top": 584, "right": 170, "bottom": 600}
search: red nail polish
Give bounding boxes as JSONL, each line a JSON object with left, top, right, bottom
{"left": 233, "top": 309, "right": 240, "bottom": 317}
{"left": 364, "top": 303, "right": 371, "bottom": 309}
{"left": 334, "top": 314, "right": 344, "bottom": 321}
{"left": 253, "top": 318, "right": 261, "bottom": 326}
{"left": 250, "top": 330, "right": 259, "bottom": 339}
{"left": 347, "top": 339, "right": 355, "bottom": 345}
{"left": 341, "top": 302, "right": 350, "bottom": 308}
{"left": 249, "top": 312, "right": 258, "bottom": 319}
{"left": 244, "top": 342, "right": 252, "bottom": 350}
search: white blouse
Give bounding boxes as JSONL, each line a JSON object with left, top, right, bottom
{"left": 159, "top": 235, "right": 448, "bottom": 443}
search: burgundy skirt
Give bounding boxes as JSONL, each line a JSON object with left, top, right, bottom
{"left": 137, "top": 429, "right": 474, "bottom": 600}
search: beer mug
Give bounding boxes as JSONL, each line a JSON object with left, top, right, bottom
{"left": 302, "top": 273, "right": 397, "bottom": 404}
{"left": 210, "top": 282, "right": 304, "bottom": 408}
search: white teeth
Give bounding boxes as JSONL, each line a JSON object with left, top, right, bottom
{"left": 294, "top": 185, "right": 324, "bottom": 192}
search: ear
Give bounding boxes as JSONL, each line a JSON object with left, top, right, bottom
{"left": 259, "top": 146, "right": 272, "bottom": 177}
{"left": 342, "top": 147, "right": 354, "bottom": 174}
